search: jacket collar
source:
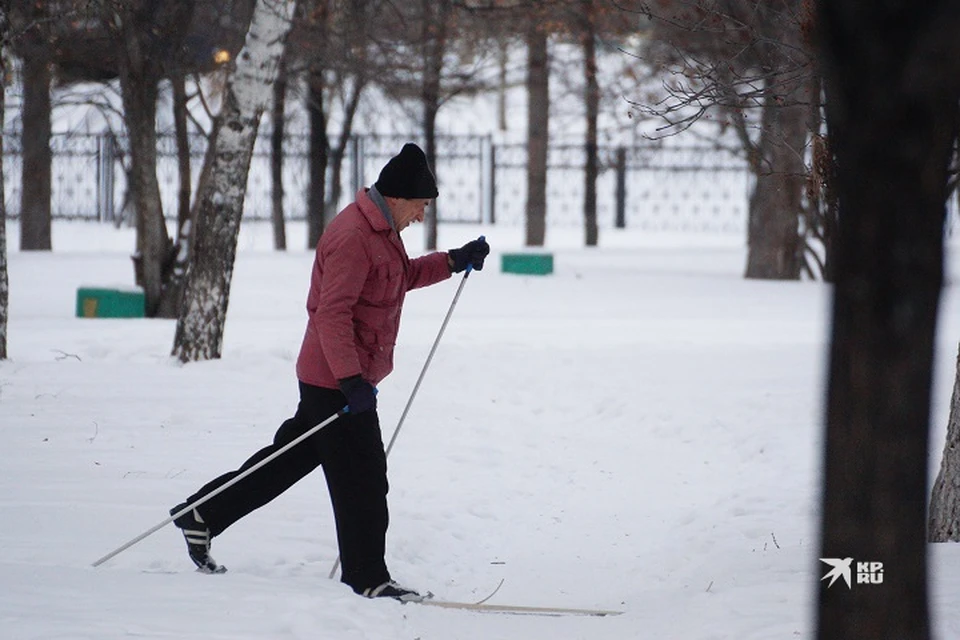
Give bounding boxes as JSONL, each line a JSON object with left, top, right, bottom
{"left": 356, "top": 188, "right": 394, "bottom": 232}
{"left": 368, "top": 185, "right": 396, "bottom": 231}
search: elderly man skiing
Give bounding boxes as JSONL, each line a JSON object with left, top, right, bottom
{"left": 169, "top": 143, "right": 490, "bottom": 602}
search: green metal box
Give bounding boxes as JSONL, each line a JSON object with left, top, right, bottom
{"left": 76, "top": 287, "right": 145, "bottom": 318}
{"left": 501, "top": 252, "right": 554, "bottom": 275}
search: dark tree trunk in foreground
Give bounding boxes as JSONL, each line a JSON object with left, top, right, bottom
{"left": 173, "top": 0, "right": 296, "bottom": 363}
{"left": 525, "top": 25, "right": 548, "bottom": 247}
{"left": 815, "top": 1, "right": 960, "bottom": 639}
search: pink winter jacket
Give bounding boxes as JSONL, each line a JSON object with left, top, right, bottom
{"left": 296, "top": 189, "right": 452, "bottom": 389}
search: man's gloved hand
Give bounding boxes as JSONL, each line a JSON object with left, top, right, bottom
{"left": 447, "top": 237, "right": 491, "bottom": 273}
{"left": 338, "top": 375, "right": 377, "bottom": 414}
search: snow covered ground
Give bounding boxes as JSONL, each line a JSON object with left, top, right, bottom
{"left": 4, "top": 220, "right": 960, "bottom": 639}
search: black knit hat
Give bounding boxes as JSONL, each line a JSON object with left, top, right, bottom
{"left": 374, "top": 143, "right": 439, "bottom": 199}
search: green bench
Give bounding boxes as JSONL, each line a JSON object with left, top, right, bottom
{"left": 76, "top": 287, "right": 145, "bottom": 318}
{"left": 501, "top": 253, "right": 554, "bottom": 275}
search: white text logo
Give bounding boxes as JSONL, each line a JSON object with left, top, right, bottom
{"left": 820, "top": 558, "right": 884, "bottom": 588}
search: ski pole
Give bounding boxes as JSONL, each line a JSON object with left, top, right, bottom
{"left": 92, "top": 407, "right": 349, "bottom": 568}
{"left": 328, "top": 236, "right": 485, "bottom": 579}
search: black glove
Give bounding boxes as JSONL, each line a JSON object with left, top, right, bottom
{"left": 448, "top": 237, "right": 490, "bottom": 273}
{"left": 338, "top": 375, "right": 377, "bottom": 414}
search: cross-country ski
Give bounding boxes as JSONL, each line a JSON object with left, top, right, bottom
{"left": 415, "top": 599, "right": 623, "bottom": 617}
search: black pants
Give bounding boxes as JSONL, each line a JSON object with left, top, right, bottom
{"left": 184, "top": 382, "right": 390, "bottom": 592}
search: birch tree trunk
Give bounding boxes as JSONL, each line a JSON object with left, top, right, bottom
{"left": 172, "top": 0, "right": 297, "bottom": 363}
{"left": 929, "top": 347, "right": 960, "bottom": 540}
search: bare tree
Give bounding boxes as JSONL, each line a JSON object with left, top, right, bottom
{"left": 322, "top": 69, "right": 365, "bottom": 228}
{"left": 103, "top": 1, "right": 199, "bottom": 316}
{"left": 525, "top": 20, "right": 549, "bottom": 246}
{"left": 481, "top": 1, "right": 594, "bottom": 248}
{"left": 33, "top": 1, "right": 254, "bottom": 317}
{"left": 559, "top": 0, "right": 641, "bottom": 247}
{"left": 10, "top": 3, "right": 53, "bottom": 251}
{"left": 815, "top": 1, "right": 960, "bottom": 639}
{"left": 0, "top": 4, "right": 9, "bottom": 360}
{"left": 172, "top": 0, "right": 297, "bottom": 363}
{"left": 371, "top": 1, "right": 499, "bottom": 249}
{"left": 579, "top": 0, "right": 600, "bottom": 247}
{"left": 305, "top": 64, "right": 328, "bottom": 247}
{"left": 519, "top": 0, "right": 645, "bottom": 248}
{"left": 639, "top": 0, "right": 814, "bottom": 279}
{"left": 270, "top": 55, "right": 288, "bottom": 251}
{"left": 462, "top": 1, "right": 552, "bottom": 247}
{"left": 930, "top": 349, "right": 960, "bottom": 541}
{"left": 291, "top": 0, "right": 377, "bottom": 249}
{"left": 172, "top": 73, "right": 193, "bottom": 239}
{"left": 419, "top": 0, "right": 451, "bottom": 251}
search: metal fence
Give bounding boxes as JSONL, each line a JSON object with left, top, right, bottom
{"left": 7, "top": 131, "right": 959, "bottom": 238}
{"left": 347, "top": 134, "right": 753, "bottom": 232}
{"left": 9, "top": 130, "right": 910, "bottom": 236}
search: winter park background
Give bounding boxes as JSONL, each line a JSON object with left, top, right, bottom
{"left": 7, "top": 22, "right": 960, "bottom": 640}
